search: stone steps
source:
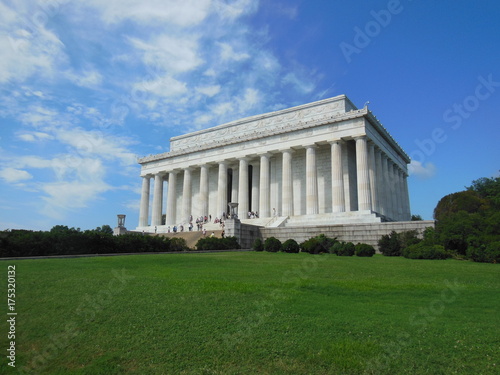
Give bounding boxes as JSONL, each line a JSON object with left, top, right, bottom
{"left": 240, "top": 217, "right": 278, "bottom": 227}
{"left": 154, "top": 230, "right": 223, "bottom": 249}
{"left": 284, "top": 210, "right": 381, "bottom": 227}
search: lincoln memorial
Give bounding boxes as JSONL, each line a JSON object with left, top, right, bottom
{"left": 136, "top": 95, "right": 411, "bottom": 233}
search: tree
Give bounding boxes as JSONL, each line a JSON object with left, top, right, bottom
{"left": 377, "top": 231, "right": 402, "bottom": 256}
{"left": 281, "top": 239, "right": 300, "bottom": 253}
{"left": 433, "top": 190, "right": 488, "bottom": 221}
{"left": 467, "top": 176, "right": 500, "bottom": 207}
{"left": 264, "top": 237, "right": 281, "bottom": 252}
{"left": 411, "top": 214, "right": 423, "bottom": 221}
{"left": 94, "top": 225, "right": 113, "bottom": 235}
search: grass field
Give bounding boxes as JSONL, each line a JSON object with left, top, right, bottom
{"left": 1, "top": 252, "right": 499, "bottom": 374}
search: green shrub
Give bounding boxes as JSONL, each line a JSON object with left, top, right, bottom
{"left": 315, "top": 234, "right": 338, "bottom": 251}
{"left": 300, "top": 238, "right": 321, "bottom": 254}
{"left": 300, "top": 234, "right": 337, "bottom": 254}
{"left": 467, "top": 241, "right": 500, "bottom": 263}
{"left": 221, "top": 236, "right": 241, "bottom": 250}
{"left": 195, "top": 236, "right": 240, "bottom": 250}
{"left": 281, "top": 239, "right": 300, "bottom": 253}
{"left": 355, "top": 243, "right": 376, "bottom": 257}
{"left": 169, "top": 237, "right": 189, "bottom": 252}
{"left": 264, "top": 237, "right": 282, "bottom": 252}
{"left": 377, "top": 230, "right": 423, "bottom": 257}
{"left": 400, "top": 230, "right": 422, "bottom": 249}
{"left": 402, "top": 243, "right": 450, "bottom": 260}
{"left": 378, "top": 231, "right": 401, "bottom": 256}
{"left": 0, "top": 227, "right": 191, "bottom": 257}
{"left": 330, "top": 241, "right": 355, "bottom": 256}
{"left": 329, "top": 241, "right": 342, "bottom": 255}
{"left": 252, "top": 238, "right": 264, "bottom": 251}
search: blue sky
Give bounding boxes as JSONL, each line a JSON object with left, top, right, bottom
{"left": 1, "top": 0, "right": 499, "bottom": 231}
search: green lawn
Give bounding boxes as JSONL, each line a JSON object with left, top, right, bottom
{"left": 1, "top": 252, "right": 499, "bottom": 374}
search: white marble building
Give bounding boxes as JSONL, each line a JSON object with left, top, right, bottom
{"left": 136, "top": 95, "right": 411, "bottom": 232}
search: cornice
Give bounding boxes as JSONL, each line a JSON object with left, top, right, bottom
{"left": 138, "top": 108, "right": 367, "bottom": 164}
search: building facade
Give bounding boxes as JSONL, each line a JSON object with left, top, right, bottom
{"left": 136, "top": 95, "right": 411, "bottom": 232}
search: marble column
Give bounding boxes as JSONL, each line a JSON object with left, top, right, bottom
{"left": 217, "top": 162, "right": 228, "bottom": 218}
{"left": 166, "top": 171, "right": 177, "bottom": 225}
{"left": 251, "top": 163, "right": 260, "bottom": 214}
{"left": 396, "top": 168, "right": 404, "bottom": 221}
{"left": 199, "top": 165, "right": 209, "bottom": 218}
{"left": 390, "top": 163, "right": 398, "bottom": 220}
{"left": 330, "top": 140, "right": 345, "bottom": 213}
{"left": 259, "top": 154, "right": 270, "bottom": 217}
{"left": 138, "top": 175, "right": 151, "bottom": 227}
{"left": 355, "top": 136, "right": 372, "bottom": 211}
{"left": 231, "top": 167, "right": 239, "bottom": 204}
{"left": 281, "top": 149, "right": 294, "bottom": 217}
{"left": 374, "top": 148, "right": 385, "bottom": 216}
{"left": 368, "top": 142, "right": 378, "bottom": 213}
{"left": 382, "top": 157, "right": 393, "bottom": 220}
{"left": 182, "top": 168, "right": 192, "bottom": 223}
{"left": 151, "top": 172, "right": 165, "bottom": 226}
{"left": 342, "top": 141, "right": 353, "bottom": 212}
{"left": 238, "top": 158, "right": 249, "bottom": 218}
{"left": 306, "top": 145, "right": 319, "bottom": 215}
{"left": 402, "top": 173, "right": 411, "bottom": 220}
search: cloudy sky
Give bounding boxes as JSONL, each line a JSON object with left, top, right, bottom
{"left": 1, "top": 0, "right": 499, "bottom": 231}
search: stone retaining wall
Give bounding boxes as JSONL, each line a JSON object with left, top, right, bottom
{"left": 244, "top": 220, "right": 435, "bottom": 250}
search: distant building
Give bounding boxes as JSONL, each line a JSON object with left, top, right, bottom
{"left": 137, "top": 95, "right": 410, "bottom": 232}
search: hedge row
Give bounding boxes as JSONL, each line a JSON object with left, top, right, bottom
{"left": 195, "top": 236, "right": 241, "bottom": 250}
{"left": 377, "top": 229, "right": 500, "bottom": 263}
{"left": 252, "top": 234, "right": 376, "bottom": 257}
{"left": 0, "top": 228, "right": 188, "bottom": 257}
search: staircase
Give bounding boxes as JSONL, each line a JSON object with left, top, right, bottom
{"left": 284, "top": 211, "right": 381, "bottom": 227}
{"left": 155, "top": 230, "right": 223, "bottom": 249}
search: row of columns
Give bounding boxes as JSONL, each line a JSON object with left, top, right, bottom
{"left": 138, "top": 136, "right": 410, "bottom": 227}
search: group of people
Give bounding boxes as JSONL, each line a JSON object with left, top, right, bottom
{"left": 166, "top": 225, "right": 184, "bottom": 233}
{"left": 154, "top": 211, "right": 235, "bottom": 235}
{"left": 247, "top": 211, "right": 259, "bottom": 219}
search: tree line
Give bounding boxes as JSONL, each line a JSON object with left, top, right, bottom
{"left": 379, "top": 175, "right": 500, "bottom": 262}
{"left": 0, "top": 225, "right": 188, "bottom": 257}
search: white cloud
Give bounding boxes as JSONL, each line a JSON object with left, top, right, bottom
{"left": 213, "top": 0, "right": 259, "bottom": 21}
{"left": 18, "top": 105, "right": 62, "bottom": 128}
{"left": 0, "top": 168, "right": 33, "bottom": 183}
{"left": 129, "top": 33, "right": 203, "bottom": 74}
{"left": 408, "top": 161, "right": 436, "bottom": 179}
{"left": 41, "top": 179, "right": 111, "bottom": 219}
{"left": 0, "top": 3, "right": 67, "bottom": 84}
{"left": 86, "top": 0, "right": 212, "bottom": 26}
{"left": 133, "top": 75, "right": 188, "bottom": 99}
{"left": 218, "top": 42, "right": 250, "bottom": 62}
{"left": 254, "top": 51, "right": 281, "bottom": 73}
{"left": 65, "top": 69, "right": 103, "bottom": 88}
{"left": 194, "top": 113, "right": 214, "bottom": 126}
{"left": 196, "top": 85, "right": 221, "bottom": 97}
{"left": 211, "top": 102, "right": 234, "bottom": 117}
{"left": 54, "top": 128, "right": 138, "bottom": 166}
{"left": 6, "top": 154, "right": 114, "bottom": 219}
{"left": 17, "top": 132, "right": 54, "bottom": 142}
{"left": 282, "top": 72, "right": 315, "bottom": 94}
